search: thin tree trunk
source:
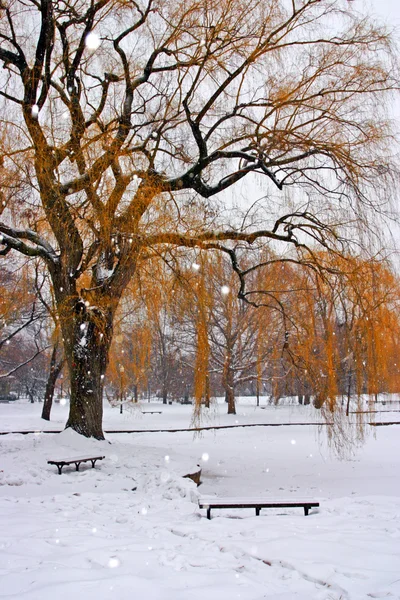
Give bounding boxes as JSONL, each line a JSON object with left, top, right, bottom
{"left": 26, "top": 385, "right": 35, "bottom": 403}
{"left": 42, "top": 344, "right": 64, "bottom": 421}
{"left": 346, "top": 373, "right": 352, "bottom": 416}
{"left": 162, "top": 387, "right": 168, "bottom": 404}
{"left": 226, "top": 385, "right": 236, "bottom": 414}
{"left": 204, "top": 373, "right": 211, "bottom": 408}
{"left": 224, "top": 368, "right": 236, "bottom": 415}
{"left": 222, "top": 348, "right": 236, "bottom": 414}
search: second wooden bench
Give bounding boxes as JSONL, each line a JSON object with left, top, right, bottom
{"left": 198, "top": 497, "right": 319, "bottom": 519}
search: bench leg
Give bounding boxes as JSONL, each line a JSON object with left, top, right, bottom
{"left": 255, "top": 507, "right": 260, "bottom": 516}
{"left": 91, "top": 459, "right": 96, "bottom": 468}
{"left": 75, "top": 462, "right": 80, "bottom": 471}
{"left": 304, "top": 506, "right": 309, "bottom": 516}
{"left": 207, "top": 508, "right": 211, "bottom": 520}
{"left": 57, "top": 465, "right": 63, "bottom": 475}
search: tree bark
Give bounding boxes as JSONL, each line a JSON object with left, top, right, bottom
{"left": 162, "top": 387, "right": 168, "bottom": 404}
{"left": 41, "top": 344, "right": 64, "bottom": 421}
{"left": 222, "top": 347, "right": 236, "bottom": 414}
{"left": 346, "top": 373, "right": 352, "bottom": 416}
{"left": 224, "top": 368, "right": 236, "bottom": 414}
{"left": 225, "top": 385, "right": 236, "bottom": 414}
{"left": 204, "top": 373, "right": 211, "bottom": 408}
{"left": 26, "top": 385, "right": 35, "bottom": 403}
{"left": 62, "top": 305, "right": 113, "bottom": 439}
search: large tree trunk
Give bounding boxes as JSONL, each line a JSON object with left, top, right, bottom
{"left": 41, "top": 343, "right": 64, "bottom": 421}
{"left": 62, "top": 304, "right": 114, "bottom": 439}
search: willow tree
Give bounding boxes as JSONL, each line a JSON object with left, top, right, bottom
{"left": 0, "top": 0, "right": 398, "bottom": 437}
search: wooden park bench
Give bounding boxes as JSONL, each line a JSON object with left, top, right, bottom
{"left": 142, "top": 410, "right": 162, "bottom": 414}
{"left": 48, "top": 455, "right": 105, "bottom": 475}
{"left": 198, "top": 497, "right": 319, "bottom": 519}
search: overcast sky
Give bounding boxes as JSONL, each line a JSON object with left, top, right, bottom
{"left": 325, "top": 1, "right": 400, "bottom": 26}
{"left": 369, "top": 0, "right": 400, "bottom": 253}
{"left": 372, "top": 0, "right": 400, "bottom": 25}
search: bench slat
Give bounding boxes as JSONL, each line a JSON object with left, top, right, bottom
{"left": 199, "top": 497, "right": 319, "bottom": 506}
{"left": 199, "top": 497, "right": 319, "bottom": 519}
{"left": 48, "top": 455, "right": 105, "bottom": 464}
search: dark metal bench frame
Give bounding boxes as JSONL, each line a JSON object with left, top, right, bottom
{"left": 48, "top": 455, "right": 105, "bottom": 475}
{"left": 199, "top": 499, "right": 320, "bottom": 519}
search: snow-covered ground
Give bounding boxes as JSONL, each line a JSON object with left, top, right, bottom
{"left": 1, "top": 398, "right": 400, "bottom": 599}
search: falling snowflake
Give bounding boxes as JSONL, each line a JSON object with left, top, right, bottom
{"left": 221, "top": 285, "right": 230, "bottom": 295}
{"left": 291, "top": 439, "right": 296, "bottom": 445}
{"left": 192, "top": 263, "right": 200, "bottom": 271}
{"left": 201, "top": 453, "right": 209, "bottom": 461}
{"left": 108, "top": 557, "right": 120, "bottom": 568}
{"left": 85, "top": 32, "right": 101, "bottom": 50}
{"left": 31, "top": 104, "right": 39, "bottom": 118}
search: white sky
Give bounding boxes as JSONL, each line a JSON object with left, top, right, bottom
{"left": 372, "top": 0, "right": 400, "bottom": 253}
{"left": 371, "top": 0, "right": 400, "bottom": 24}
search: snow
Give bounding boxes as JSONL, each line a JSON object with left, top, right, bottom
{"left": 1, "top": 398, "right": 400, "bottom": 599}
{"left": 85, "top": 32, "right": 100, "bottom": 50}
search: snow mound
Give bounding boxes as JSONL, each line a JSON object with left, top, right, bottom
{"left": 139, "top": 469, "right": 199, "bottom": 503}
